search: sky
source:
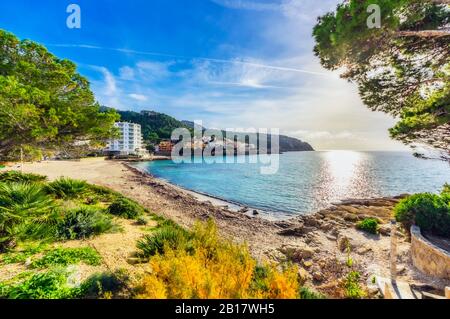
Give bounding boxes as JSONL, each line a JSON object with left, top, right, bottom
{"left": 0, "top": 0, "right": 410, "bottom": 151}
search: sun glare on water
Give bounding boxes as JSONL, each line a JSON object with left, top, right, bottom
{"left": 323, "top": 150, "right": 364, "bottom": 195}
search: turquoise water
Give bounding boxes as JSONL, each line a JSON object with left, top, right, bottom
{"left": 133, "top": 151, "right": 450, "bottom": 219}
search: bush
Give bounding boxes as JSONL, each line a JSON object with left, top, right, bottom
{"left": 31, "top": 247, "right": 101, "bottom": 268}
{"left": 0, "top": 243, "right": 47, "bottom": 265}
{"left": 136, "top": 216, "right": 148, "bottom": 225}
{"left": 299, "top": 287, "right": 326, "bottom": 299}
{"left": 0, "top": 268, "right": 83, "bottom": 299}
{"left": 45, "top": 178, "right": 89, "bottom": 199}
{"left": 137, "top": 224, "right": 190, "bottom": 257}
{"left": 13, "top": 210, "right": 61, "bottom": 243}
{"left": 56, "top": 207, "right": 117, "bottom": 240}
{"left": 394, "top": 193, "right": 450, "bottom": 238}
{"left": 0, "top": 171, "right": 47, "bottom": 183}
{"left": 107, "top": 197, "right": 144, "bottom": 219}
{"left": 356, "top": 218, "right": 379, "bottom": 234}
{"left": 0, "top": 182, "right": 55, "bottom": 214}
{"left": 137, "top": 220, "right": 299, "bottom": 299}
{"left": 343, "top": 271, "right": 366, "bottom": 299}
{"left": 442, "top": 183, "right": 450, "bottom": 195}
{"left": 85, "top": 184, "right": 124, "bottom": 203}
{"left": 0, "top": 269, "right": 127, "bottom": 300}
{"left": 80, "top": 270, "right": 129, "bottom": 298}
{"left": 0, "top": 182, "right": 56, "bottom": 251}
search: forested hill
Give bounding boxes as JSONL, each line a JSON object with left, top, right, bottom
{"left": 104, "top": 108, "right": 192, "bottom": 143}
{"left": 106, "top": 108, "right": 314, "bottom": 152}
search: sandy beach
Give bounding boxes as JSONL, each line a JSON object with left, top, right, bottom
{"left": 13, "top": 157, "right": 450, "bottom": 295}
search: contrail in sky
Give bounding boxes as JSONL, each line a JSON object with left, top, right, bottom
{"left": 46, "top": 43, "right": 331, "bottom": 77}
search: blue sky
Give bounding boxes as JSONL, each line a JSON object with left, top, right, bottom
{"left": 0, "top": 0, "right": 408, "bottom": 151}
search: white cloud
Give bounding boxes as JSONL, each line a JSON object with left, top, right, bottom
{"left": 211, "top": 0, "right": 338, "bottom": 22}
{"left": 128, "top": 93, "right": 148, "bottom": 101}
{"left": 119, "top": 66, "right": 135, "bottom": 80}
{"left": 210, "top": 0, "right": 279, "bottom": 12}
{"left": 91, "top": 66, "right": 117, "bottom": 96}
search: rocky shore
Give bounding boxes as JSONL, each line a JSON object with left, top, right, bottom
{"left": 123, "top": 164, "right": 450, "bottom": 297}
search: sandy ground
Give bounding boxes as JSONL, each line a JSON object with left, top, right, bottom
{"left": 13, "top": 158, "right": 450, "bottom": 296}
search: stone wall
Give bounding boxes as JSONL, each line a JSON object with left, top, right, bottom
{"left": 411, "top": 226, "right": 450, "bottom": 279}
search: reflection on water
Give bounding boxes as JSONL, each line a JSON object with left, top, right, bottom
{"left": 325, "top": 150, "right": 362, "bottom": 193}
{"left": 135, "top": 151, "right": 450, "bottom": 219}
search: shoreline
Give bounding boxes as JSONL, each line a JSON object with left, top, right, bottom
{"left": 126, "top": 162, "right": 294, "bottom": 221}
{"left": 124, "top": 160, "right": 410, "bottom": 222}
{"left": 14, "top": 158, "right": 450, "bottom": 295}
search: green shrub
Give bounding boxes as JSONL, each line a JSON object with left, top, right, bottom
{"left": 31, "top": 247, "right": 101, "bottom": 268}
{"left": 0, "top": 243, "right": 48, "bottom": 265}
{"left": 250, "top": 265, "right": 271, "bottom": 292}
{"left": 86, "top": 184, "right": 123, "bottom": 202}
{"left": 154, "top": 217, "right": 182, "bottom": 230}
{"left": 0, "top": 268, "right": 83, "bottom": 299}
{"left": 356, "top": 218, "right": 379, "bottom": 234}
{"left": 45, "top": 178, "right": 89, "bottom": 199}
{"left": 137, "top": 224, "right": 190, "bottom": 257}
{"left": 299, "top": 286, "right": 326, "bottom": 299}
{"left": 0, "top": 183, "right": 56, "bottom": 251}
{"left": 442, "top": 183, "right": 450, "bottom": 195}
{"left": 107, "top": 197, "right": 144, "bottom": 219}
{"left": 0, "top": 182, "right": 54, "bottom": 214}
{"left": 394, "top": 193, "right": 450, "bottom": 238}
{"left": 343, "top": 271, "right": 366, "bottom": 299}
{"left": 0, "top": 171, "right": 47, "bottom": 183}
{"left": 56, "top": 207, "right": 117, "bottom": 240}
{"left": 80, "top": 270, "right": 129, "bottom": 298}
{"left": 14, "top": 209, "right": 61, "bottom": 243}
{"left": 136, "top": 216, "right": 148, "bottom": 225}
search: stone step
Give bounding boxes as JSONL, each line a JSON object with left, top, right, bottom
{"left": 376, "top": 276, "right": 420, "bottom": 299}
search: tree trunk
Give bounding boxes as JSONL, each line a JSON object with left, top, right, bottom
{"left": 396, "top": 30, "right": 450, "bottom": 38}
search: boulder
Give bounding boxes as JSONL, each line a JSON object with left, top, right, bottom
{"left": 300, "top": 247, "right": 315, "bottom": 259}
{"left": 378, "top": 224, "right": 391, "bottom": 236}
{"left": 342, "top": 213, "right": 359, "bottom": 222}
{"left": 303, "top": 217, "right": 322, "bottom": 228}
{"left": 356, "top": 245, "right": 372, "bottom": 255}
{"left": 298, "top": 268, "right": 311, "bottom": 284}
{"left": 320, "top": 222, "right": 333, "bottom": 232}
{"left": 278, "top": 245, "right": 315, "bottom": 261}
{"left": 312, "top": 271, "right": 324, "bottom": 282}
{"left": 278, "top": 225, "right": 315, "bottom": 236}
{"left": 239, "top": 207, "right": 249, "bottom": 213}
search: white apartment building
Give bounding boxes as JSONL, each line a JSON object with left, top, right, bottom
{"left": 106, "top": 122, "right": 144, "bottom": 155}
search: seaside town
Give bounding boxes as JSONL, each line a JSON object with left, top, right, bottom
{"left": 102, "top": 119, "right": 258, "bottom": 159}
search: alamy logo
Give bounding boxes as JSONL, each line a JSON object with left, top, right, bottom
{"left": 66, "top": 4, "right": 81, "bottom": 29}
{"left": 367, "top": 4, "right": 381, "bottom": 29}
{"left": 169, "top": 121, "right": 280, "bottom": 175}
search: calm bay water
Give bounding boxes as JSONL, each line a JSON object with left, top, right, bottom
{"left": 133, "top": 151, "right": 450, "bottom": 219}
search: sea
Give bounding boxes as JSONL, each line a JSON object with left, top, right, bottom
{"left": 132, "top": 151, "right": 450, "bottom": 220}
